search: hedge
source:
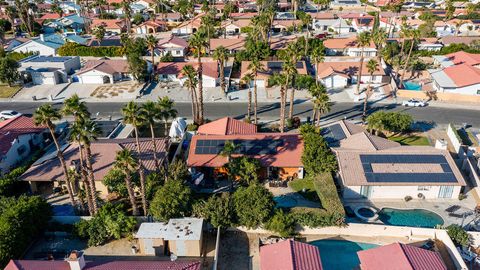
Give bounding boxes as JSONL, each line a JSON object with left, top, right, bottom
{"left": 58, "top": 42, "right": 125, "bottom": 57}
{"left": 290, "top": 173, "right": 345, "bottom": 228}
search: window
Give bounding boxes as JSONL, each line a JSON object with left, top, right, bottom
{"left": 175, "top": 50, "right": 181, "bottom": 55}
{"left": 418, "top": 186, "right": 431, "bottom": 191}
{"left": 477, "top": 90, "right": 480, "bottom": 95}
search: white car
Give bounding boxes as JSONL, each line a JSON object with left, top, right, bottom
{"left": 402, "top": 99, "right": 427, "bottom": 107}
{"left": 0, "top": 110, "right": 22, "bottom": 120}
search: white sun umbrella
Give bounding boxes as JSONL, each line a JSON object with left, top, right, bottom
{"left": 168, "top": 117, "right": 187, "bottom": 138}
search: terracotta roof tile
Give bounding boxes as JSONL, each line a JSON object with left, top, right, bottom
{"left": 324, "top": 37, "right": 375, "bottom": 49}
{"left": 0, "top": 116, "right": 46, "bottom": 156}
{"left": 260, "top": 239, "right": 323, "bottom": 270}
{"left": 445, "top": 51, "right": 480, "bottom": 66}
{"left": 5, "top": 260, "right": 201, "bottom": 270}
{"left": 443, "top": 63, "right": 480, "bottom": 87}
{"left": 197, "top": 117, "right": 257, "bottom": 135}
{"left": 156, "top": 62, "right": 218, "bottom": 79}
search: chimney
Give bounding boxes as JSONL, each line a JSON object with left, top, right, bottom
{"left": 39, "top": 34, "right": 45, "bottom": 42}
{"left": 66, "top": 251, "right": 86, "bottom": 270}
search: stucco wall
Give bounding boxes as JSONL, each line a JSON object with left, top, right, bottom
{"left": 397, "top": 90, "right": 480, "bottom": 103}
{"left": 344, "top": 185, "right": 461, "bottom": 199}
{"left": 168, "top": 238, "right": 202, "bottom": 257}
{"left": 0, "top": 133, "right": 42, "bottom": 174}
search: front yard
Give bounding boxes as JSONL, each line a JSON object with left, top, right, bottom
{"left": 0, "top": 84, "right": 21, "bottom": 98}
{"left": 388, "top": 135, "right": 430, "bottom": 146}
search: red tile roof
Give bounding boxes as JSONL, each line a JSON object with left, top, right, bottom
{"left": 156, "top": 62, "right": 218, "bottom": 79}
{"left": 445, "top": 51, "right": 480, "bottom": 66}
{"left": 323, "top": 36, "right": 375, "bottom": 49}
{"left": 187, "top": 133, "right": 303, "bottom": 168}
{"left": 157, "top": 35, "right": 188, "bottom": 48}
{"left": 358, "top": 243, "right": 447, "bottom": 270}
{"left": 443, "top": 63, "right": 480, "bottom": 87}
{"left": 197, "top": 117, "right": 257, "bottom": 135}
{"left": 21, "top": 138, "right": 168, "bottom": 182}
{"left": 5, "top": 260, "right": 201, "bottom": 270}
{"left": 260, "top": 239, "right": 323, "bottom": 270}
{"left": 91, "top": 19, "right": 125, "bottom": 30}
{"left": 0, "top": 116, "right": 46, "bottom": 156}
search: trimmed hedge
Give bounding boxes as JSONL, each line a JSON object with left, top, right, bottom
{"left": 290, "top": 173, "right": 345, "bottom": 228}
{"left": 58, "top": 42, "right": 125, "bottom": 57}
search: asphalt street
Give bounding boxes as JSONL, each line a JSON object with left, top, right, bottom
{"left": 1, "top": 101, "right": 479, "bottom": 128}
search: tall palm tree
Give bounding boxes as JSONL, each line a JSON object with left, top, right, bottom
{"left": 248, "top": 59, "right": 264, "bottom": 125}
{"left": 355, "top": 31, "right": 372, "bottom": 95}
{"left": 313, "top": 92, "right": 331, "bottom": 127}
{"left": 182, "top": 65, "right": 199, "bottom": 123}
{"left": 62, "top": 94, "right": 90, "bottom": 120}
{"left": 122, "top": 101, "right": 147, "bottom": 216}
{"left": 372, "top": 28, "right": 387, "bottom": 64}
{"left": 146, "top": 35, "right": 158, "bottom": 75}
{"left": 114, "top": 149, "right": 139, "bottom": 216}
{"left": 400, "top": 29, "right": 419, "bottom": 87}
{"left": 281, "top": 59, "right": 297, "bottom": 132}
{"left": 285, "top": 43, "right": 302, "bottom": 120}
{"left": 363, "top": 59, "right": 378, "bottom": 122}
{"left": 122, "top": 0, "right": 132, "bottom": 33}
{"left": 213, "top": 46, "right": 228, "bottom": 97}
{"left": 311, "top": 45, "right": 325, "bottom": 86}
{"left": 308, "top": 83, "right": 326, "bottom": 122}
{"left": 188, "top": 31, "right": 208, "bottom": 124}
{"left": 157, "top": 96, "right": 178, "bottom": 136}
{"left": 241, "top": 73, "right": 254, "bottom": 121}
{"left": 34, "top": 105, "right": 76, "bottom": 206}
{"left": 140, "top": 101, "right": 161, "bottom": 171}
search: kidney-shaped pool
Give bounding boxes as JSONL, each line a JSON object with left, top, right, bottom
{"left": 378, "top": 208, "right": 444, "bottom": 228}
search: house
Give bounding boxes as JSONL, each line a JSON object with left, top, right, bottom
{"left": 260, "top": 239, "right": 323, "bottom": 270}
{"left": 10, "top": 34, "right": 88, "bottom": 56}
{"left": 240, "top": 61, "right": 308, "bottom": 88}
{"left": 221, "top": 19, "right": 251, "bottom": 35}
{"left": 0, "top": 116, "right": 47, "bottom": 175}
{"left": 327, "top": 120, "right": 466, "bottom": 200}
{"left": 210, "top": 37, "right": 246, "bottom": 54}
{"left": 21, "top": 138, "right": 168, "bottom": 196}
{"left": 91, "top": 19, "right": 126, "bottom": 34}
{"left": 134, "top": 20, "right": 167, "bottom": 34}
{"left": 74, "top": 59, "right": 135, "bottom": 84}
{"left": 156, "top": 35, "right": 188, "bottom": 57}
{"left": 357, "top": 243, "right": 447, "bottom": 270}
{"left": 440, "top": 36, "right": 480, "bottom": 46}
{"left": 87, "top": 36, "right": 123, "bottom": 47}
{"left": 136, "top": 218, "right": 204, "bottom": 257}
{"left": 36, "top": 13, "right": 61, "bottom": 25}
{"left": 19, "top": 55, "right": 81, "bottom": 85}
{"left": 417, "top": 38, "right": 443, "bottom": 51}
{"left": 330, "top": 0, "right": 362, "bottom": 8}
{"left": 316, "top": 60, "right": 388, "bottom": 89}
{"left": 312, "top": 14, "right": 350, "bottom": 34}
{"left": 271, "top": 20, "right": 301, "bottom": 32}
{"left": 187, "top": 117, "right": 304, "bottom": 181}
{"left": 172, "top": 14, "right": 204, "bottom": 35}
{"left": 158, "top": 13, "right": 182, "bottom": 26}
{"left": 433, "top": 51, "right": 480, "bottom": 68}
{"left": 323, "top": 37, "right": 377, "bottom": 57}
{"left": 156, "top": 61, "right": 218, "bottom": 87}
{"left": 45, "top": 14, "right": 90, "bottom": 34}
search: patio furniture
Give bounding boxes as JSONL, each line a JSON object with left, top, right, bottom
{"left": 458, "top": 247, "right": 477, "bottom": 262}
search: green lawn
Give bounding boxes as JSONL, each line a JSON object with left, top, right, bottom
{"left": 289, "top": 178, "right": 319, "bottom": 202}
{"left": 388, "top": 135, "right": 430, "bottom": 146}
{"left": 0, "top": 84, "right": 21, "bottom": 98}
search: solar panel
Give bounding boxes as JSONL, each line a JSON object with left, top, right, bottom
{"left": 195, "top": 139, "right": 283, "bottom": 155}
{"left": 321, "top": 124, "right": 347, "bottom": 147}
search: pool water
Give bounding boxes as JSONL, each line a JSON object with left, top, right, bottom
{"left": 378, "top": 208, "right": 444, "bottom": 228}
{"left": 403, "top": 81, "right": 422, "bottom": 91}
{"left": 273, "top": 195, "right": 297, "bottom": 208}
{"left": 52, "top": 204, "right": 75, "bottom": 216}
{"left": 310, "top": 239, "right": 379, "bottom": 270}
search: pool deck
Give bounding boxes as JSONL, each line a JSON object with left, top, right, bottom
{"left": 344, "top": 196, "right": 477, "bottom": 227}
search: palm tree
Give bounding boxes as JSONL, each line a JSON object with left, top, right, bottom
{"left": 188, "top": 31, "right": 208, "bottom": 124}
{"left": 157, "top": 96, "right": 178, "bottom": 136}
{"left": 311, "top": 45, "right": 325, "bottom": 86}
{"left": 285, "top": 43, "right": 302, "bottom": 120}
{"left": 146, "top": 35, "right": 158, "bottom": 75}
{"left": 241, "top": 73, "right": 254, "bottom": 121}
{"left": 34, "top": 105, "right": 76, "bottom": 206}
{"left": 400, "top": 29, "right": 419, "bottom": 87}
{"left": 220, "top": 140, "right": 237, "bottom": 190}
{"left": 122, "top": 0, "right": 132, "bottom": 33}
{"left": 182, "top": 65, "right": 199, "bottom": 123}
{"left": 308, "top": 83, "right": 325, "bottom": 122}
{"left": 313, "top": 92, "right": 331, "bottom": 127}
{"left": 213, "top": 46, "right": 228, "bottom": 97}
{"left": 372, "top": 28, "right": 387, "bottom": 64}
{"left": 355, "top": 31, "right": 372, "bottom": 95}
{"left": 122, "top": 101, "right": 147, "bottom": 216}
{"left": 281, "top": 59, "right": 297, "bottom": 132}
{"left": 363, "top": 59, "right": 378, "bottom": 122}
{"left": 114, "top": 149, "right": 139, "bottom": 216}
{"left": 248, "top": 59, "right": 264, "bottom": 125}
{"left": 140, "top": 101, "right": 161, "bottom": 171}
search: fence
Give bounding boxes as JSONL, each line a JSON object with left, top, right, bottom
{"left": 447, "top": 123, "right": 463, "bottom": 154}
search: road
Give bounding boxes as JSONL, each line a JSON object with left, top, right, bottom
{"left": 1, "top": 101, "right": 479, "bottom": 127}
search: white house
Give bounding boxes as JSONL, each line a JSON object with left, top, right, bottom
{"left": 19, "top": 55, "right": 81, "bottom": 85}
{"left": 155, "top": 36, "right": 188, "bottom": 58}
{"left": 317, "top": 60, "right": 388, "bottom": 89}
{"left": 240, "top": 61, "right": 308, "bottom": 88}
{"left": 10, "top": 34, "right": 88, "bottom": 56}
{"left": 171, "top": 14, "right": 203, "bottom": 35}
{"left": 0, "top": 116, "right": 46, "bottom": 175}
{"left": 74, "top": 59, "right": 148, "bottom": 84}
{"left": 157, "top": 62, "right": 218, "bottom": 88}
{"left": 323, "top": 37, "right": 377, "bottom": 57}
{"left": 221, "top": 19, "right": 251, "bottom": 35}
{"left": 323, "top": 120, "right": 466, "bottom": 200}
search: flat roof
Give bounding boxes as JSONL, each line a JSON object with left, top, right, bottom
{"left": 135, "top": 218, "right": 203, "bottom": 241}
{"left": 23, "top": 56, "right": 74, "bottom": 63}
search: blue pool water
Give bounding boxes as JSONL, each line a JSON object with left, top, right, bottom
{"left": 273, "top": 195, "right": 297, "bottom": 208}
{"left": 403, "top": 81, "right": 422, "bottom": 91}
{"left": 378, "top": 208, "right": 444, "bottom": 228}
{"left": 52, "top": 204, "right": 75, "bottom": 216}
{"left": 310, "top": 239, "right": 379, "bottom": 270}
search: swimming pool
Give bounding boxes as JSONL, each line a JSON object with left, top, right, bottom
{"left": 273, "top": 195, "right": 297, "bottom": 208}
{"left": 378, "top": 208, "right": 444, "bottom": 228}
{"left": 403, "top": 81, "right": 422, "bottom": 91}
{"left": 310, "top": 239, "right": 379, "bottom": 270}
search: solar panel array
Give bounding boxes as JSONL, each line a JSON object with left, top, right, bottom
{"left": 359, "top": 154, "right": 457, "bottom": 183}
{"left": 195, "top": 139, "right": 284, "bottom": 155}
{"left": 321, "top": 124, "right": 347, "bottom": 147}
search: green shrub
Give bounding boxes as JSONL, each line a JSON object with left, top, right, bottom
{"left": 301, "top": 124, "right": 338, "bottom": 175}
{"left": 187, "top": 123, "right": 199, "bottom": 131}
{"left": 58, "top": 42, "right": 125, "bottom": 57}
{"left": 233, "top": 184, "right": 274, "bottom": 229}
{"left": 150, "top": 179, "right": 193, "bottom": 221}
{"left": 313, "top": 173, "right": 345, "bottom": 217}
{"left": 290, "top": 207, "right": 344, "bottom": 227}
{"left": 446, "top": 224, "right": 470, "bottom": 247}
{"left": 265, "top": 209, "right": 296, "bottom": 237}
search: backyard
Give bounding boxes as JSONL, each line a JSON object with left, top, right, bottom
{"left": 0, "top": 84, "right": 21, "bottom": 98}
{"left": 387, "top": 135, "right": 430, "bottom": 146}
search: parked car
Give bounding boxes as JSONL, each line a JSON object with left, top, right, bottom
{"left": 402, "top": 99, "right": 427, "bottom": 107}
{"left": 0, "top": 110, "right": 22, "bottom": 120}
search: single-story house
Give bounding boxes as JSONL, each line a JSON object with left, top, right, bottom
{"left": 155, "top": 35, "right": 188, "bottom": 58}
{"left": 440, "top": 36, "right": 480, "bottom": 46}
{"left": 135, "top": 218, "right": 204, "bottom": 257}
{"left": 312, "top": 13, "right": 350, "bottom": 34}
{"left": 357, "top": 243, "right": 447, "bottom": 270}
{"left": 19, "top": 55, "right": 81, "bottom": 85}
{"left": 158, "top": 13, "right": 182, "bottom": 26}
{"left": 417, "top": 38, "right": 443, "bottom": 51}
{"left": 21, "top": 138, "right": 168, "bottom": 196}
{"left": 171, "top": 14, "right": 203, "bottom": 35}
{"left": 316, "top": 60, "right": 388, "bottom": 89}
{"left": 45, "top": 14, "right": 90, "bottom": 34}
{"left": 10, "top": 34, "right": 88, "bottom": 56}
{"left": 331, "top": 0, "right": 361, "bottom": 8}
{"left": 260, "top": 239, "right": 323, "bottom": 270}
{"left": 134, "top": 20, "right": 167, "bottom": 34}
{"left": 0, "top": 116, "right": 47, "bottom": 175}
{"left": 271, "top": 20, "right": 301, "bottom": 32}
{"left": 210, "top": 37, "right": 246, "bottom": 54}
{"left": 429, "top": 63, "right": 480, "bottom": 95}
{"left": 323, "top": 37, "right": 377, "bottom": 57}
{"left": 328, "top": 121, "right": 466, "bottom": 200}
{"left": 221, "top": 19, "right": 251, "bottom": 35}
{"left": 187, "top": 117, "right": 304, "bottom": 181}
{"left": 240, "top": 60, "right": 308, "bottom": 88}
{"left": 433, "top": 51, "right": 480, "bottom": 68}
{"left": 74, "top": 59, "right": 143, "bottom": 84}
{"left": 87, "top": 36, "right": 123, "bottom": 47}
{"left": 156, "top": 61, "right": 218, "bottom": 88}
{"left": 91, "top": 19, "right": 126, "bottom": 34}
